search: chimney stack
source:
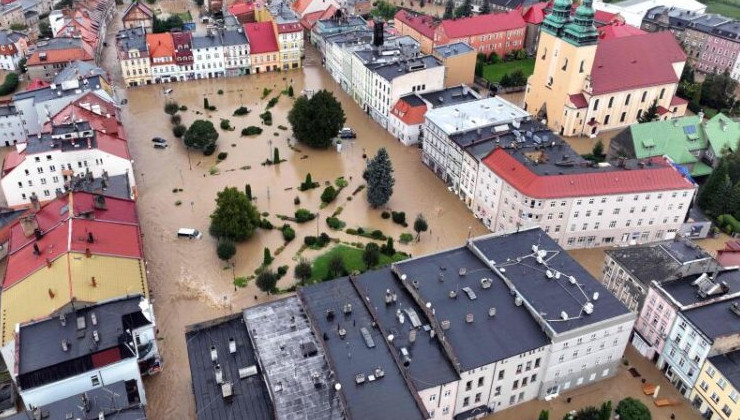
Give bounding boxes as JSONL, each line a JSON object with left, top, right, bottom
{"left": 19, "top": 215, "right": 39, "bottom": 238}
{"left": 85, "top": 248, "right": 92, "bottom": 258}
{"left": 29, "top": 193, "right": 40, "bottom": 211}
{"left": 373, "top": 19, "right": 384, "bottom": 48}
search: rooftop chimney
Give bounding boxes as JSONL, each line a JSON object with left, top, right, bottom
{"left": 19, "top": 215, "right": 39, "bottom": 238}
{"left": 373, "top": 19, "right": 384, "bottom": 47}
{"left": 29, "top": 193, "right": 40, "bottom": 211}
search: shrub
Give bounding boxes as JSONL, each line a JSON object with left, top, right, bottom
{"left": 203, "top": 143, "right": 216, "bottom": 156}
{"left": 233, "top": 106, "right": 250, "bottom": 116}
{"left": 262, "top": 87, "right": 272, "bottom": 99}
{"left": 173, "top": 124, "right": 186, "bottom": 138}
{"left": 321, "top": 186, "right": 338, "bottom": 204}
{"left": 0, "top": 73, "right": 19, "bottom": 96}
{"left": 295, "top": 209, "right": 315, "bottom": 223}
{"left": 718, "top": 214, "right": 740, "bottom": 234}
{"left": 260, "top": 111, "right": 273, "bottom": 125}
{"left": 170, "top": 114, "right": 181, "bottom": 125}
{"left": 391, "top": 211, "right": 406, "bottom": 226}
{"left": 380, "top": 237, "right": 395, "bottom": 256}
{"left": 287, "top": 85, "right": 294, "bottom": 97}
{"left": 164, "top": 102, "right": 179, "bottom": 115}
{"left": 294, "top": 196, "right": 301, "bottom": 205}
{"left": 217, "top": 89, "right": 224, "bottom": 95}
{"left": 263, "top": 247, "right": 273, "bottom": 266}
{"left": 304, "top": 236, "right": 317, "bottom": 246}
{"left": 399, "top": 233, "right": 413, "bottom": 244}
{"left": 381, "top": 211, "right": 391, "bottom": 219}
{"left": 220, "top": 119, "right": 232, "bottom": 130}
{"left": 217, "top": 152, "right": 228, "bottom": 161}
{"left": 209, "top": 105, "right": 217, "bottom": 111}
{"left": 179, "top": 105, "right": 188, "bottom": 111}
{"left": 317, "top": 232, "right": 330, "bottom": 247}
{"left": 371, "top": 230, "right": 384, "bottom": 240}
{"left": 256, "top": 269, "right": 277, "bottom": 293}
{"left": 277, "top": 265, "right": 288, "bottom": 277}
{"left": 615, "top": 398, "right": 650, "bottom": 420}
{"left": 266, "top": 96, "right": 279, "bottom": 109}
{"left": 335, "top": 177, "right": 349, "bottom": 188}
{"left": 326, "top": 217, "right": 345, "bottom": 230}
{"left": 259, "top": 218, "right": 273, "bottom": 229}
{"left": 242, "top": 126, "right": 263, "bottom": 136}
{"left": 204, "top": 97, "right": 210, "bottom": 108}
{"left": 216, "top": 239, "right": 236, "bottom": 260}
{"left": 281, "top": 224, "right": 296, "bottom": 242}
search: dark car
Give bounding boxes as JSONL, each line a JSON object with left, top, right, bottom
{"left": 152, "top": 137, "right": 167, "bottom": 144}
{"left": 338, "top": 128, "right": 356, "bottom": 139}
{"left": 153, "top": 143, "right": 168, "bottom": 149}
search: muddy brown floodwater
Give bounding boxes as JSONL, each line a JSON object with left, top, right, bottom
{"left": 117, "top": 45, "right": 489, "bottom": 418}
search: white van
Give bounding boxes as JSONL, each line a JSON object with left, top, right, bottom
{"left": 177, "top": 228, "right": 202, "bottom": 239}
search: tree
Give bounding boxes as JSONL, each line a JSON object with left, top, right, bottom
{"left": 204, "top": 97, "right": 210, "bottom": 109}
{"left": 363, "top": 148, "right": 395, "bottom": 207}
{"left": 17, "top": 57, "right": 26, "bottom": 73}
{"left": 414, "top": 214, "right": 428, "bottom": 241}
{"left": 538, "top": 410, "right": 549, "bottom": 420}
{"left": 699, "top": 163, "right": 732, "bottom": 216}
{"left": 475, "top": 60, "right": 484, "bottom": 77}
{"left": 443, "top": 0, "right": 454, "bottom": 19}
{"left": 256, "top": 269, "right": 277, "bottom": 293}
{"left": 370, "top": 0, "right": 398, "bottom": 20}
{"left": 173, "top": 124, "right": 186, "bottom": 138}
{"left": 600, "top": 401, "right": 612, "bottom": 420}
{"left": 288, "top": 89, "right": 346, "bottom": 149}
{"left": 209, "top": 187, "right": 260, "bottom": 242}
{"left": 287, "top": 85, "right": 294, "bottom": 97}
{"left": 454, "top": 0, "right": 472, "bottom": 18}
{"left": 638, "top": 99, "right": 659, "bottom": 123}
{"left": 701, "top": 71, "right": 738, "bottom": 111}
{"left": 263, "top": 247, "right": 273, "bottom": 266}
{"left": 730, "top": 182, "right": 740, "bottom": 220}
{"left": 481, "top": 0, "right": 490, "bottom": 14}
{"left": 362, "top": 242, "right": 380, "bottom": 269}
{"left": 273, "top": 147, "right": 280, "bottom": 163}
{"left": 39, "top": 20, "right": 53, "bottom": 38}
{"left": 592, "top": 139, "right": 604, "bottom": 158}
{"left": 381, "top": 237, "right": 395, "bottom": 256}
{"left": 328, "top": 254, "right": 345, "bottom": 278}
{"left": 294, "top": 258, "right": 312, "bottom": 285}
{"left": 153, "top": 14, "right": 183, "bottom": 33}
{"left": 615, "top": 398, "right": 651, "bottom": 420}
{"left": 245, "top": 184, "right": 252, "bottom": 200}
{"left": 216, "top": 239, "right": 236, "bottom": 260}
{"left": 164, "top": 102, "right": 179, "bottom": 115}
{"left": 184, "top": 120, "right": 219, "bottom": 152}
{"left": 573, "top": 406, "right": 601, "bottom": 420}
{"left": 419, "top": 0, "right": 425, "bottom": 7}
{"left": 321, "top": 186, "right": 338, "bottom": 204}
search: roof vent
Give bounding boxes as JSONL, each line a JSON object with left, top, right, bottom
{"left": 514, "top": 296, "right": 523, "bottom": 306}
{"left": 465, "top": 313, "right": 474, "bottom": 323}
{"left": 374, "top": 367, "right": 385, "bottom": 378}
{"left": 355, "top": 373, "right": 366, "bottom": 384}
{"left": 338, "top": 327, "right": 347, "bottom": 339}
{"left": 229, "top": 338, "right": 237, "bottom": 354}
{"left": 343, "top": 303, "right": 352, "bottom": 314}
{"left": 412, "top": 279, "right": 420, "bottom": 289}
{"left": 449, "top": 290, "right": 457, "bottom": 299}
{"left": 384, "top": 289, "right": 397, "bottom": 304}
{"left": 489, "top": 307, "right": 496, "bottom": 317}
{"left": 462, "top": 287, "right": 477, "bottom": 300}
{"left": 731, "top": 302, "right": 740, "bottom": 317}
{"left": 210, "top": 345, "right": 218, "bottom": 362}
{"left": 480, "top": 278, "right": 492, "bottom": 289}
{"left": 61, "top": 339, "right": 70, "bottom": 352}
{"left": 93, "top": 330, "right": 99, "bottom": 343}
{"left": 593, "top": 292, "right": 599, "bottom": 301}
{"left": 546, "top": 270, "right": 554, "bottom": 279}
{"left": 90, "top": 313, "right": 97, "bottom": 326}
{"left": 569, "top": 276, "right": 577, "bottom": 285}
{"left": 560, "top": 311, "right": 569, "bottom": 320}
{"left": 409, "top": 329, "right": 416, "bottom": 343}
{"left": 441, "top": 320, "right": 451, "bottom": 330}
{"left": 583, "top": 302, "right": 594, "bottom": 315}
{"left": 59, "top": 314, "right": 66, "bottom": 326}
{"left": 459, "top": 267, "right": 467, "bottom": 276}
{"left": 215, "top": 363, "right": 224, "bottom": 384}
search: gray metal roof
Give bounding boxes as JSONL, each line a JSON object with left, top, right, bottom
{"left": 393, "top": 246, "right": 549, "bottom": 371}
{"left": 471, "top": 228, "right": 632, "bottom": 335}
{"left": 242, "top": 297, "right": 345, "bottom": 420}
{"left": 192, "top": 33, "right": 223, "bottom": 49}
{"left": 683, "top": 296, "right": 740, "bottom": 339}
{"left": 661, "top": 269, "right": 740, "bottom": 307}
{"left": 54, "top": 61, "right": 106, "bottom": 85}
{"left": 18, "top": 295, "right": 148, "bottom": 375}
{"left": 5, "top": 380, "right": 146, "bottom": 420}
{"left": 0, "top": 104, "right": 17, "bottom": 117}
{"left": 0, "top": 30, "right": 24, "bottom": 45}
{"left": 434, "top": 42, "right": 474, "bottom": 58}
{"left": 185, "top": 314, "right": 274, "bottom": 420}
{"left": 116, "top": 27, "right": 148, "bottom": 54}
{"left": 708, "top": 350, "right": 740, "bottom": 391}
{"left": 222, "top": 29, "right": 248, "bottom": 46}
{"left": 353, "top": 268, "right": 460, "bottom": 389}
{"left": 605, "top": 239, "right": 713, "bottom": 285}
{"left": 68, "top": 173, "right": 131, "bottom": 200}
{"left": 36, "top": 37, "right": 84, "bottom": 52}
{"left": 24, "top": 121, "right": 97, "bottom": 155}
{"left": 373, "top": 55, "right": 442, "bottom": 82}
{"left": 299, "top": 278, "right": 427, "bottom": 420}
{"left": 398, "top": 93, "right": 426, "bottom": 108}
{"left": 13, "top": 75, "right": 105, "bottom": 103}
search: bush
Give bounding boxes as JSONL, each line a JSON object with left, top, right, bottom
{"left": 179, "top": 105, "right": 188, "bottom": 111}
{"left": 0, "top": 73, "right": 20, "bottom": 96}
{"left": 209, "top": 106, "right": 217, "bottom": 111}
{"left": 615, "top": 398, "right": 651, "bottom": 420}
{"left": 317, "top": 232, "right": 330, "bottom": 247}
{"left": 304, "top": 236, "right": 317, "bottom": 246}
{"left": 281, "top": 224, "right": 296, "bottom": 242}
{"left": 216, "top": 239, "right": 236, "bottom": 260}
{"left": 335, "top": 177, "right": 349, "bottom": 188}
{"left": 242, "top": 126, "right": 263, "bottom": 136}
{"left": 380, "top": 238, "right": 395, "bottom": 256}
{"left": 399, "top": 233, "right": 413, "bottom": 244}
{"left": 233, "top": 106, "right": 250, "bottom": 116}
{"left": 164, "top": 102, "right": 179, "bottom": 115}
{"left": 277, "top": 265, "right": 288, "bottom": 277}
{"left": 217, "top": 152, "right": 228, "bottom": 161}
{"left": 295, "top": 209, "right": 315, "bottom": 223}
{"left": 263, "top": 247, "right": 273, "bottom": 266}
{"left": 718, "top": 214, "right": 740, "bottom": 234}
{"left": 381, "top": 211, "right": 390, "bottom": 219}
{"left": 262, "top": 87, "right": 272, "bottom": 99}
{"left": 203, "top": 143, "right": 217, "bottom": 156}
{"left": 173, "top": 124, "right": 186, "bottom": 138}
{"left": 259, "top": 218, "right": 273, "bottom": 229}
{"left": 218, "top": 89, "right": 224, "bottom": 95}
{"left": 266, "top": 96, "right": 279, "bottom": 109}
{"left": 170, "top": 114, "right": 181, "bottom": 125}
{"left": 220, "top": 119, "right": 232, "bottom": 130}
{"left": 391, "top": 211, "right": 406, "bottom": 226}
{"left": 321, "top": 186, "right": 338, "bottom": 204}
{"left": 326, "top": 217, "right": 345, "bottom": 230}
{"left": 294, "top": 196, "right": 300, "bottom": 205}
{"left": 260, "top": 111, "right": 273, "bottom": 126}
{"left": 256, "top": 269, "right": 277, "bottom": 293}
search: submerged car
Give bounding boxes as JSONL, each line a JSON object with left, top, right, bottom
{"left": 338, "top": 127, "right": 356, "bottom": 139}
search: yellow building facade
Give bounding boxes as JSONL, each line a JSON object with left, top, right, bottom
{"left": 689, "top": 353, "right": 740, "bottom": 420}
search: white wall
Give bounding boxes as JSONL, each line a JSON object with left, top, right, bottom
{"left": 418, "top": 381, "right": 458, "bottom": 420}
{"left": 387, "top": 113, "right": 421, "bottom": 146}
{"left": 193, "top": 45, "right": 225, "bottom": 79}
{"left": 0, "top": 112, "right": 25, "bottom": 146}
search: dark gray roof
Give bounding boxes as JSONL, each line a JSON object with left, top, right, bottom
{"left": 116, "top": 27, "right": 148, "bottom": 54}
{"left": 5, "top": 380, "right": 145, "bottom": 420}
{"left": 419, "top": 85, "right": 479, "bottom": 109}
{"left": 0, "top": 104, "right": 17, "bottom": 117}
{"left": 661, "top": 269, "right": 740, "bottom": 307}
{"left": 353, "top": 268, "right": 460, "bottom": 389}
{"left": 222, "top": 29, "right": 248, "bottom": 46}
{"left": 192, "top": 34, "right": 223, "bottom": 49}
{"left": 434, "top": 42, "right": 474, "bottom": 58}
{"left": 683, "top": 296, "right": 740, "bottom": 339}
{"left": 185, "top": 314, "right": 274, "bottom": 420}
{"left": 315, "top": 16, "right": 367, "bottom": 31}
{"left": 0, "top": 30, "right": 24, "bottom": 45}
{"left": 13, "top": 75, "right": 106, "bottom": 103}
{"left": 398, "top": 93, "right": 425, "bottom": 108}
{"left": 605, "top": 239, "right": 713, "bottom": 285}
{"left": 393, "top": 246, "right": 549, "bottom": 371}
{"left": 489, "top": 0, "right": 540, "bottom": 9}
{"left": 36, "top": 37, "right": 84, "bottom": 52}
{"left": 373, "top": 55, "right": 441, "bottom": 82}
{"left": 299, "top": 278, "right": 427, "bottom": 420}
{"left": 69, "top": 173, "right": 131, "bottom": 200}
{"left": 709, "top": 350, "right": 740, "bottom": 391}
{"left": 24, "top": 122, "right": 98, "bottom": 155}
{"left": 242, "top": 297, "right": 345, "bottom": 420}
{"left": 471, "top": 228, "right": 632, "bottom": 335}
{"left": 325, "top": 30, "right": 373, "bottom": 47}
{"left": 18, "top": 295, "right": 148, "bottom": 375}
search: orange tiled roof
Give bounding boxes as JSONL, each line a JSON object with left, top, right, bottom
{"left": 146, "top": 32, "right": 175, "bottom": 61}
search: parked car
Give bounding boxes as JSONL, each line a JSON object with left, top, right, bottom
{"left": 153, "top": 143, "right": 168, "bottom": 149}
{"left": 152, "top": 137, "right": 167, "bottom": 144}
{"left": 164, "top": 88, "right": 173, "bottom": 95}
{"left": 338, "top": 127, "right": 356, "bottom": 139}
{"left": 177, "top": 228, "right": 202, "bottom": 239}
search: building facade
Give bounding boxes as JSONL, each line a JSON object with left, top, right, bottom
{"left": 433, "top": 10, "right": 526, "bottom": 58}
{"left": 689, "top": 351, "right": 740, "bottom": 420}
{"left": 117, "top": 27, "right": 151, "bottom": 87}
{"left": 0, "top": 104, "right": 25, "bottom": 147}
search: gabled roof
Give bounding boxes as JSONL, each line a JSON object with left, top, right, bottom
{"left": 277, "top": 21, "right": 302, "bottom": 33}
{"left": 45, "top": 91, "right": 120, "bottom": 133}
{"left": 122, "top": 0, "right": 153, "bottom": 19}
{"left": 25, "top": 79, "right": 49, "bottom": 91}
{"left": 704, "top": 113, "right": 740, "bottom": 155}
{"left": 244, "top": 21, "right": 279, "bottom": 53}
{"left": 394, "top": 9, "right": 437, "bottom": 39}
{"left": 627, "top": 115, "right": 707, "bottom": 163}
{"left": 590, "top": 31, "right": 685, "bottom": 95}
{"left": 146, "top": 32, "right": 175, "bottom": 60}
{"left": 568, "top": 93, "right": 588, "bottom": 109}
{"left": 438, "top": 10, "right": 525, "bottom": 38}
{"left": 228, "top": 0, "right": 254, "bottom": 16}
{"left": 291, "top": 0, "right": 313, "bottom": 15}
{"left": 597, "top": 20, "right": 645, "bottom": 39}
{"left": 390, "top": 94, "right": 427, "bottom": 125}
{"left": 26, "top": 40, "right": 94, "bottom": 66}
{"left": 521, "top": 2, "right": 547, "bottom": 25}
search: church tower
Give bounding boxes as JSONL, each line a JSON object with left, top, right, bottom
{"left": 524, "top": 0, "right": 599, "bottom": 135}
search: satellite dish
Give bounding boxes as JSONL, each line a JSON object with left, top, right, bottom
{"left": 334, "top": 383, "right": 342, "bottom": 391}
{"left": 401, "top": 274, "right": 407, "bottom": 281}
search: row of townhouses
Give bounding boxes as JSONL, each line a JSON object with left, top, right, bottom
{"left": 187, "top": 227, "right": 635, "bottom": 420}
{"left": 599, "top": 238, "right": 740, "bottom": 420}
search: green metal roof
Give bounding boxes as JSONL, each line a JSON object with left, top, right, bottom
{"left": 703, "top": 113, "right": 740, "bottom": 156}
{"left": 690, "top": 161, "right": 714, "bottom": 177}
{"left": 628, "top": 115, "right": 707, "bottom": 164}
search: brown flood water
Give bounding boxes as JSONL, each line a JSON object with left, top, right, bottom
{"left": 114, "top": 44, "right": 488, "bottom": 418}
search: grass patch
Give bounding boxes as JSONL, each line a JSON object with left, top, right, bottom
{"left": 704, "top": 0, "right": 740, "bottom": 18}
{"left": 481, "top": 58, "right": 535, "bottom": 84}
{"left": 309, "top": 245, "right": 407, "bottom": 283}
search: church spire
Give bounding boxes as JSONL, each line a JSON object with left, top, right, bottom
{"left": 542, "top": 0, "right": 572, "bottom": 36}
{"left": 562, "top": 0, "right": 598, "bottom": 46}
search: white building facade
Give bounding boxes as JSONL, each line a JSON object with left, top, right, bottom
{"left": 192, "top": 35, "right": 225, "bottom": 79}
{"left": 0, "top": 104, "right": 25, "bottom": 147}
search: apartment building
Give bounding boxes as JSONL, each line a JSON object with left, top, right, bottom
{"left": 121, "top": 0, "right": 152, "bottom": 30}
{"left": 2, "top": 295, "right": 159, "bottom": 409}
{"left": 276, "top": 21, "right": 303, "bottom": 70}
{"left": 0, "top": 30, "right": 27, "bottom": 71}
{"left": 595, "top": 0, "right": 706, "bottom": 27}
{"left": 147, "top": 33, "right": 176, "bottom": 83}
{"left": 434, "top": 10, "right": 526, "bottom": 58}
{"left": 525, "top": 0, "right": 688, "bottom": 137}
{"left": 171, "top": 31, "right": 194, "bottom": 81}
{"left": 117, "top": 27, "right": 151, "bottom": 87}
{"left": 0, "top": 3, "right": 23, "bottom": 31}
{"left": 433, "top": 42, "right": 476, "bottom": 88}
{"left": 244, "top": 22, "right": 279, "bottom": 73}
{"left": 192, "top": 31, "right": 225, "bottom": 79}
{"left": 394, "top": 9, "right": 436, "bottom": 54}
{"left": 689, "top": 350, "right": 740, "bottom": 420}
{"left": 0, "top": 104, "right": 25, "bottom": 147}
{"left": 222, "top": 28, "right": 250, "bottom": 77}
{"left": 26, "top": 38, "right": 95, "bottom": 82}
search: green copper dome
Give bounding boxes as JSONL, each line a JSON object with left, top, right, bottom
{"left": 562, "top": 0, "right": 598, "bottom": 46}
{"left": 542, "top": 0, "right": 572, "bottom": 36}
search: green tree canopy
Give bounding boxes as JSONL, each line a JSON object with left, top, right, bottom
{"left": 443, "top": 0, "right": 454, "bottom": 19}
{"left": 216, "top": 239, "right": 236, "bottom": 260}
{"left": 363, "top": 148, "right": 395, "bottom": 208}
{"left": 638, "top": 100, "right": 659, "bottom": 123}
{"left": 288, "top": 90, "right": 346, "bottom": 149}
{"left": 328, "top": 254, "right": 345, "bottom": 278}
{"left": 362, "top": 242, "right": 380, "bottom": 268}
{"left": 209, "top": 187, "right": 260, "bottom": 242}
{"left": 615, "top": 398, "right": 651, "bottom": 420}
{"left": 294, "top": 259, "right": 312, "bottom": 285}
{"left": 698, "top": 162, "right": 732, "bottom": 216}
{"left": 573, "top": 406, "right": 601, "bottom": 420}
{"left": 184, "top": 119, "right": 219, "bottom": 152}
{"left": 414, "top": 214, "right": 428, "bottom": 240}
{"left": 256, "top": 269, "right": 277, "bottom": 293}
{"left": 701, "top": 71, "right": 738, "bottom": 111}
{"left": 454, "top": 0, "right": 472, "bottom": 18}
{"left": 370, "top": 0, "right": 398, "bottom": 20}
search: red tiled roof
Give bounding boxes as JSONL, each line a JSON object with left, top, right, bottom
{"left": 4, "top": 192, "right": 142, "bottom": 288}
{"left": 0, "top": 43, "right": 17, "bottom": 56}
{"left": 395, "top": 10, "right": 436, "bottom": 39}
{"left": 122, "top": 1, "right": 153, "bottom": 19}
{"left": 277, "top": 22, "right": 302, "bottom": 33}
{"left": 2, "top": 151, "right": 24, "bottom": 174}
{"left": 718, "top": 251, "right": 740, "bottom": 268}
{"left": 244, "top": 22, "right": 279, "bottom": 54}
{"left": 96, "top": 130, "right": 130, "bottom": 160}
{"left": 657, "top": 105, "right": 670, "bottom": 115}
{"left": 228, "top": 1, "right": 254, "bottom": 16}
{"left": 25, "top": 79, "right": 49, "bottom": 91}
{"left": 569, "top": 93, "right": 588, "bottom": 109}
{"left": 482, "top": 149, "right": 694, "bottom": 199}
{"left": 671, "top": 96, "right": 689, "bottom": 106}
{"left": 292, "top": 0, "right": 313, "bottom": 15}
{"left": 300, "top": 9, "right": 324, "bottom": 30}
{"left": 590, "top": 31, "right": 685, "bottom": 95}
{"left": 45, "top": 92, "right": 120, "bottom": 133}
{"left": 390, "top": 97, "right": 427, "bottom": 125}
{"left": 439, "top": 10, "right": 525, "bottom": 38}
{"left": 594, "top": 10, "right": 618, "bottom": 24}
{"left": 26, "top": 46, "right": 94, "bottom": 66}
{"left": 597, "top": 21, "right": 645, "bottom": 40}
{"left": 521, "top": 2, "right": 547, "bottom": 25}
{"left": 146, "top": 32, "right": 175, "bottom": 61}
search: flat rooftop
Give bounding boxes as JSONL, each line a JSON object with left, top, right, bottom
{"left": 243, "top": 297, "right": 345, "bottom": 420}
{"left": 353, "top": 268, "right": 459, "bottom": 389}
{"left": 420, "top": 84, "right": 480, "bottom": 109}
{"left": 373, "top": 55, "right": 442, "bottom": 82}
{"left": 434, "top": 42, "right": 474, "bottom": 58}
{"left": 13, "top": 75, "right": 107, "bottom": 104}
{"left": 299, "top": 278, "right": 427, "bottom": 420}
{"left": 661, "top": 269, "right": 740, "bottom": 308}
{"left": 471, "top": 228, "right": 633, "bottom": 335}
{"left": 68, "top": 173, "right": 131, "bottom": 200}
{"left": 708, "top": 350, "right": 740, "bottom": 391}
{"left": 393, "top": 247, "right": 549, "bottom": 371}
{"left": 186, "top": 314, "right": 274, "bottom": 420}
{"left": 683, "top": 296, "right": 740, "bottom": 339}
{"left": 424, "top": 96, "right": 529, "bottom": 135}
{"left": 6, "top": 380, "right": 145, "bottom": 420}
{"left": 605, "top": 239, "right": 713, "bottom": 284}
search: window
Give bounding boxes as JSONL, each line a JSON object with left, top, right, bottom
{"left": 463, "top": 397, "right": 470, "bottom": 407}
{"left": 593, "top": 99, "right": 599, "bottom": 110}
{"left": 711, "top": 392, "right": 720, "bottom": 404}
{"left": 516, "top": 364, "right": 523, "bottom": 374}
{"left": 512, "top": 380, "right": 519, "bottom": 390}
{"left": 717, "top": 377, "right": 728, "bottom": 390}
{"left": 498, "top": 370, "right": 505, "bottom": 380}
{"left": 465, "top": 381, "right": 472, "bottom": 391}
{"left": 722, "top": 404, "right": 733, "bottom": 417}
{"left": 641, "top": 91, "right": 647, "bottom": 102}
{"left": 474, "top": 393, "right": 481, "bottom": 403}
{"left": 91, "top": 375, "right": 100, "bottom": 387}
{"left": 700, "top": 380, "right": 709, "bottom": 391}
{"left": 478, "top": 377, "right": 484, "bottom": 387}
{"left": 579, "top": 60, "right": 584, "bottom": 73}
{"left": 535, "top": 358, "right": 541, "bottom": 368}
{"left": 625, "top": 94, "right": 631, "bottom": 105}
{"left": 429, "top": 394, "right": 436, "bottom": 402}
{"left": 730, "top": 390, "right": 739, "bottom": 403}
